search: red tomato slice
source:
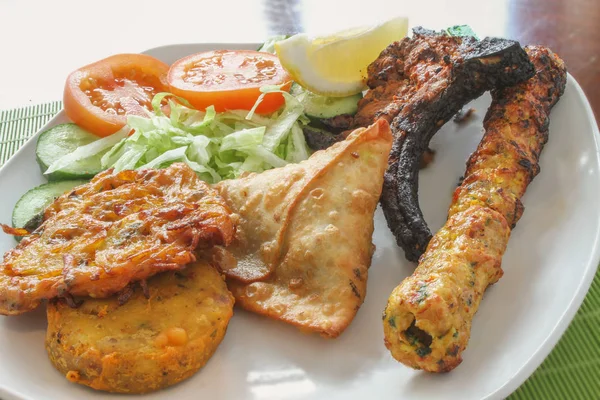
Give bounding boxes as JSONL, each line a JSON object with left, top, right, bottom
{"left": 63, "top": 54, "right": 169, "bottom": 137}
{"left": 167, "top": 50, "right": 292, "bottom": 114}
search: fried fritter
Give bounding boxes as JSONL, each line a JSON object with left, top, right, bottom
{"left": 382, "top": 46, "right": 567, "bottom": 372}
{"left": 0, "top": 163, "right": 236, "bottom": 315}
{"left": 217, "top": 120, "right": 392, "bottom": 338}
{"left": 46, "top": 259, "right": 234, "bottom": 393}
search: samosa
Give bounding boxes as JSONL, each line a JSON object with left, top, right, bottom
{"left": 215, "top": 119, "right": 392, "bottom": 338}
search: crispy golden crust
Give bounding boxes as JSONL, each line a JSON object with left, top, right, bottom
{"left": 214, "top": 154, "right": 318, "bottom": 283}
{"left": 0, "top": 163, "right": 236, "bottom": 315}
{"left": 45, "top": 260, "right": 234, "bottom": 394}
{"left": 218, "top": 120, "right": 392, "bottom": 338}
{"left": 382, "top": 47, "right": 567, "bottom": 372}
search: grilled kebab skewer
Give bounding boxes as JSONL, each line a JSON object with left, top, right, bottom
{"left": 354, "top": 28, "right": 535, "bottom": 262}
{"left": 382, "top": 46, "right": 567, "bottom": 372}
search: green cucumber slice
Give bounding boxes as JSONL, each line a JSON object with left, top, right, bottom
{"left": 11, "top": 180, "right": 87, "bottom": 240}
{"left": 298, "top": 88, "right": 362, "bottom": 119}
{"left": 36, "top": 123, "right": 104, "bottom": 181}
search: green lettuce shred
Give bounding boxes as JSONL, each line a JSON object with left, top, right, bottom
{"left": 46, "top": 89, "right": 312, "bottom": 183}
{"left": 257, "top": 35, "right": 290, "bottom": 53}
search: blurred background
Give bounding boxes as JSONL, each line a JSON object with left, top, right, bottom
{"left": 1, "top": 0, "right": 598, "bottom": 118}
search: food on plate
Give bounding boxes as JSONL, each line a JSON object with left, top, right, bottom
{"left": 64, "top": 54, "right": 169, "bottom": 137}
{"left": 382, "top": 46, "right": 567, "bottom": 372}
{"left": 258, "top": 43, "right": 363, "bottom": 147}
{"left": 0, "top": 20, "right": 577, "bottom": 392}
{"left": 46, "top": 260, "right": 234, "bottom": 393}
{"left": 37, "top": 124, "right": 104, "bottom": 181}
{"left": 216, "top": 119, "right": 392, "bottom": 338}
{"left": 295, "top": 86, "right": 362, "bottom": 119}
{"left": 318, "top": 113, "right": 355, "bottom": 131}
{"left": 44, "top": 90, "right": 312, "bottom": 183}
{"left": 287, "top": 82, "right": 360, "bottom": 150}
{"left": 51, "top": 48, "right": 362, "bottom": 185}
{"left": 288, "top": 84, "right": 359, "bottom": 150}
{"left": 0, "top": 163, "right": 236, "bottom": 315}
{"left": 353, "top": 27, "right": 535, "bottom": 262}
{"left": 274, "top": 16, "right": 408, "bottom": 96}
{"left": 167, "top": 50, "right": 292, "bottom": 114}
{"left": 10, "top": 180, "right": 87, "bottom": 240}
{"left": 257, "top": 35, "right": 290, "bottom": 53}
{"left": 302, "top": 125, "right": 346, "bottom": 151}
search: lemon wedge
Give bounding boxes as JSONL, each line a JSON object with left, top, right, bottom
{"left": 275, "top": 16, "right": 409, "bottom": 97}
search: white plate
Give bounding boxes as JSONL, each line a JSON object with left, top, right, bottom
{"left": 0, "top": 43, "right": 599, "bottom": 400}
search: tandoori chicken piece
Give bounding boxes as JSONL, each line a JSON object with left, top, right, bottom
{"left": 382, "top": 46, "right": 567, "bottom": 372}
{"left": 354, "top": 27, "right": 535, "bottom": 262}
{"left": 0, "top": 163, "right": 236, "bottom": 315}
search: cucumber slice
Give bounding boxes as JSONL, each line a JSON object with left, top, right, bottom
{"left": 12, "top": 180, "right": 87, "bottom": 240}
{"left": 36, "top": 123, "right": 104, "bottom": 181}
{"left": 299, "top": 89, "right": 363, "bottom": 119}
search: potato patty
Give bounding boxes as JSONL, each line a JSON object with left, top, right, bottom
{"left": 45, "top": 260, "right": 234, "bottom": 393}
{"left": 0, "top": 163, "right": 236, "bottom": 315}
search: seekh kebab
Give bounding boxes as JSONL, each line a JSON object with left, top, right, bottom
{"left": 382, "top": 46, "right": 567, "bottom": 372}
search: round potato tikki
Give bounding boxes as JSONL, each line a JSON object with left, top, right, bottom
{"left": 45, "top": 260, "right": 234, "bottom": 394}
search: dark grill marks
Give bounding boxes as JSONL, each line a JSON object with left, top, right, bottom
{"left": 353, "top": 27, "right": 535, "bottom": 262}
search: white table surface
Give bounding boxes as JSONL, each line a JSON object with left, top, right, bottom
{"left": 0, "top": 0, "right": 510, "bottom": 110}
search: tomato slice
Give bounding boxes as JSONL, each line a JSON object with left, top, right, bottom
{"left": 63, "top": 54, "right": 169, "bottom": 137}
{"left": 167, "top": 50, "right": 292, "bottom": 114}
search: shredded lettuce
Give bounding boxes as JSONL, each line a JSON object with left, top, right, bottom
{"left": 46, "top": 89, "right": 312, "bottom": 183}
{"left": 44, "top": 126, "right": 129, "bottom": 175}
{"left": 257, "top": 35, "right": 290, "bottom": 53}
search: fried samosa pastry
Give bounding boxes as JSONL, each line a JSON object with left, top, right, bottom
{"left": 216, "top": 119, "right": 393, "bottom": 338}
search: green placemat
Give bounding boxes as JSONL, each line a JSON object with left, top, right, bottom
{"left": 0, "top": 103, "right": 599, "bottom": 400}
{"left": 0, "top": 102, "right": 62, "bottom": 165}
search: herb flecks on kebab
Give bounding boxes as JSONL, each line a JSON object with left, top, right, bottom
{"left": 382, "top": 46, "right": 567, "bottom": 372}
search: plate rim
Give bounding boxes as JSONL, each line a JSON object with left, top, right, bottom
{"left": 0, "top": 43, "right": 599, "bottom": 400}
{"left": 486, "top": 73, "right": 600, "bottom": 400}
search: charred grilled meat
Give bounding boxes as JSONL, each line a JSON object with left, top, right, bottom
{"left": 0, "top": 163, "right": 236, "bottom": 315}
{"left": 302, "top": 115, "right": 354, "bottom": 151}
{"left": 382, "top": 46, "right": 567, "bottom": 372}
{"left": 303, "top": 125, "right": 346, "bottom": 151}
{"left": 321, "top": 114, "right": 354, "bottom": 131}
{"left": 354, "top": 27, "right": 535, "bottom": 261}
